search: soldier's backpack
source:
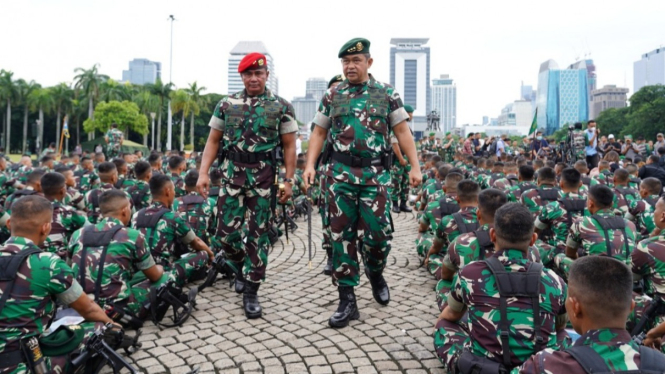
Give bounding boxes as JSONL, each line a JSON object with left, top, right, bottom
{"left": 87, "top": 189, "right": 104, "bottom": 223}
{"left": 77, "top": 225, "right": 124, "bottom": 302}
{"left": 559, "top": 198, "right": 587, "bottom": 228}
{"left": 176, "top": 194, "right": 208, "bottom": 243}
{"left": 616, "top": 187, "right": 639, "bottom": 203}
{"left": 581, "top": 176, "right": 591, "bottom": 187}
{"left": 126, "top": 184, "right": 150, "bottom": 210}
{"left": 506, "top": 176, "right": 519, "bottom": 187}
{"left": 451, "top": 212, "right": 479, "bottom": 235}
{"left": 0, "top": 246, "right": 42, "bottom": 315}
{"left": 518, "top": 182, "right": 537, "bottom": 195}
{"left": 473, "top": 229, "right": 494, "bottom": 260}
{"left": 456, "top": 257, "right": 544, "bottom": 373}
{"left": 566, "top": 345, "right": 665, "bottom": 374}
{"left": 6, "top": 189, "right": 37, "bottom": 211}
{"left": 134, "top": 208, "right": 171, "bottom": 259}
{"left": 536, "top": 188, "right": 560, "bottom": 203}
{"left": 438, "top": 198, "right": 460, "bottom": 217}
{"left": 591, "top": 215, "right": 630, "bottom": 260}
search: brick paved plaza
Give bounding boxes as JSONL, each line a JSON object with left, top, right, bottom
{"left": 120, "top": 211, "right": 444, "bottom": 374}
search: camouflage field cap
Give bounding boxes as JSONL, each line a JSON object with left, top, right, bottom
{"left": 404, "top": 105, "right": 414, "bottom": 113}
{"left": 338, "top": 38, "right": 371, "bottom": 58}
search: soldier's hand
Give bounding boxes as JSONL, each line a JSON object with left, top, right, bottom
{"left": 197, "top": 173, "right": 210, "bottom": 198}
{"left": 409, "top": 169, "right": 422, "bottom": 188}
{"left": 399, "top": 158, "right": 407, "bottom": 166}
{"left": 279, "top": 183, "right": 293, "bottom": 204}
{"left": 303, "top": 167, "right": 316, "bottom": 189}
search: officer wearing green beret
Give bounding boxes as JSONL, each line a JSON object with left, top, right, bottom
{"left": 423, "top": 132, "right": 438, "bottom": 153}
{"left": 390, "top": 105, "right": 413, "bottom": 213}
{"left": 304, "top": 38, "right": 421, "bottom": 328}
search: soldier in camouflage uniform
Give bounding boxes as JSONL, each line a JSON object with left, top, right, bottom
{"left": 416, "top": 170, "right": 462, "bottom": 258}
{"left": 390, "top": 105, "right": 414, "bottom": 213}
{"left": 124, "top": 161, "right": 152, "bottom": 211}
{"left": 434, "top": 203, "right": 568, "bottom": 372}
{"left": 148, "top": 153, "right": 163, "bottom": 176}
{"left": 55, "top": 165, "right": 86, "bottom": 210}
{"left": 303, "top": 38, "right": 421, "bottom": 328}
{"left": 207, "top": 168, "right": 223, "bottom": 254}
{"left": 612, "top": 168, "right": 640, "bottom": 216}
{"left": 590, "top": 160, "right": 614, "bottom": 188}
{"left": 4, "top": 168, "right": 45, "bottom": 213}
{"left": 491, "top": 162, "right": 518, "bottom": 191}
{"left": 75, "top": 156, "right": 100, "bottom": 194}
{"left": 112, "top": 158, "right": 133, "bottom": 190}
{"left": 132, "top": 174, "right": 213, "bottom": 288}
{"left": 70, "top": 190, "right": 167, "bottom": 323}
{"left": 104, "top": 122, "right": 124, "bottom": 159}
{"left": 0, "top": 157, "right": 22, "bottom": 207}
{"left": 85, "top": 162, "right": 133, "bottom": 224}
{"left": 627, "top": 177, "right": 662, "bottom": 239}
{"left": 12, "top": 155, "right": 33, "bottom": 184}
{"left": 556, "top": 185, "right": 637, "bottom": 277}
{"left": 167, "top": 155, "right": 187, "bottom": 198}
{"left": 0, "top": 196, "right": 112, "bottom": 373}
{"left": 520, "top": 167, "right": 563, "bottom": 218}
{"left": 506, "top": 165, "right": 537, "bottom": 202}
{"left": 519, "top": 256, "right": 665, "bottom": 373}
{"left": 40, "top": 172, "right": 87, "bottom": 260}
{"left": 172, "top": 170, "right": 213, "bottom": 245}
{"left": 197, "top": 52, "right": 297, "bottom": 319}
{"left": 425, "top": 180, "right": 479, "bottom": 277}
{"left": 423, "top": 132, "right": 437, "bottom": 153}
{"left": 442, "top": 132, "right": 457, "bottom": 163}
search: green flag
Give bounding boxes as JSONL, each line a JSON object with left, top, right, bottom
{"left": 528, "top": 109, "right": 538, "bottom": 136}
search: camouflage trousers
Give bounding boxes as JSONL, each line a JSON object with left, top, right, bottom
{"left": 319, "top": 175, "right": 332, "bottom": 259}
{"left": 389, "top": 161, "right": 410, "bottom": 203}
{"left": 327, "top": 178, "right": 393, "bottom": 287}
{"left": 216, "top": 183, "right": 272, "bottom": 283}
{"left": 416, "top": 232, "right": 433, "bottom": 258}
{"left": 428, "top": 253, "right": 445, "bottom": 278}
{"left": 48, "top": 322, "right": 105, "bottom": 374}
{"left": 535, "top": 240, "right": 559, "bottom": 269}
{"left": 167, "top": 251, "right": 210, "bottom": 287}
{"left": 433, "top": 318, "right": 470, "bottom": 370}
{"left": 436, "top": 279, "right": 454, "bottom": 312}
{"left": 106, "top": 148, "right": 120, "bottom": 160}
{"left": 122, "top": 273, "right": 170, "bottom": 317}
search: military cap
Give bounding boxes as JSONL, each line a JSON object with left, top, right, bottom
{"left": 404, "top": 105, "right": 414, "bottom": 113}
{"left": 238, "top": 52, "right": 267, "bottom": 73}
{"left": 328, "top": 75, "right": 344, "bottom": 88}
{"left": 445, "top": 132, "right": 451, "bottom": 136}
{"left": 338, "top": 38, "right": 370, "bottom": 58}
{"left": 39, "top": 324, "right": 86, "bottom": 356}
{"left": 429, "top": 132, "right": 436, "bottom": 137}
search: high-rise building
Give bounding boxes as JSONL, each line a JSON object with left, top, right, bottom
{"left": 430, "top": 74, "right": 456, "bottom": 133}
{"left": 590, "top": 85, "right": 629, "bottom": 119}
{"left": 121, "top": 58, "right": 161, "bottom": 85}
{"left": 537, "top": 59, "right": 590, "bottom": 135}
{"left": 569, "top": 59, "right": 597, "bottom": 101}
{"left": 291, "top": 94, "right": 318, "bottom": 125}
{"left": 634, "top": 48, "right": 665, "bottom": 93}
{"left": 306, "top": 78, "right": 328, "bottom": 103}
{"left": 497, "top": 100, "right": 532, "bottom": 127}
{"left": 228, "top": 41, "right": 278, "bottom": 95}
{"left": 520, "top": 84, "right": 536, "bottom": 101}
{"left": 390, "top": 38, "right": 431, "bottom": 132}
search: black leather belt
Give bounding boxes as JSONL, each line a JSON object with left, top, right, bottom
{"left": 332, "top": 152, "right": 384, "bottom": 168}
{"left": 226, "top": 151, "right": 272, "bottom": 163}
{"left": 0, "top": 350, "right": 24, "bottom": 368}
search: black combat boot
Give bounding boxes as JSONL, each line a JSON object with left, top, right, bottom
{"left": 243, "top": 282, "right": 262, "bottom": 319}
{"left": 391, "top": 201, "right": 401, "bottom": 213}
{"left": 328, "top": 286, "right": 359, "bottom": 328}
{"left": 324, "top": 248, "right": 333, "bottom": 276}
{"left": 366, "top": 268, "right": 390, "bottom": 305}
{"left": 400, "top": 199, "right": 412, "bottom": 212}
{"left": 234, "top": 270, "right": 246, "bottom": 294}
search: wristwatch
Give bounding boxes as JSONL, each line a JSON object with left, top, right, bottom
{"left": 283, "top": 178, "right": 294, "bottom": 184}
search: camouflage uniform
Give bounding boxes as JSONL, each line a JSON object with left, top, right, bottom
{"left": 42, "top": 201, "right": 87, "bottom": 260}
{"left": 172, "top": 191, "right": 213, "bottom": 245}
{"left": 518, "top": 329, "right": 645, "bottom": 373}
{"left": 105, "top": 127, "right": 124, "bottom": 159}
{"left": 207, "top": 185, "right": 222, "bottom": 252}
{"left": 505, "top": 181, "right": 537, "bottom": 203}
{"left": 0, "top": 172, "right": 20, "bottom": 207}
{"left": 590, "top": 170, "right": 614, "bottom": 188}
{"left": 169, "top": 173, "right": 186, "bottom": 198}
{"left": 389, "top": 135, "right": 410, "bottom": 206}
{"left": 492, "top": 173, "right": 519, "bottom": 192}
{"left": 208, "top": 88, "right": 297, "bottom": 283}
{"left": 627, "top": 195, "right": 659, "bottom": 239}
{"left": 429, "top": 206, "right": 478, "bottom": 276}
{"left": 613, "top": 186, "right": 639, "bottom": 217}
{"left": 64, "top": 186, "right": 86, "bottom": 211}
{"left": 417, "top": 194, "right": 458, "bottom": 258}
{"left": 131, "top": 202, "right": 208, "bottom": 287}
{"left": 434, "top": 249, "right": 567, "bottom": 371}
{"left": 69, "top": 217, "right": 166, "bottom": 317}
{"left": 3, "top": 187, "right": 39, "bottom": 213}
{"left": 85, "top": 183, "right": 133, "bottom": 224}
{"left": 312, "top": 75, "right": 407, "bottom": 287}
{"left": 0, "top": 237, "right": 101, "bottom": 374}
{"left": 631, "top": 228, "right": 665, "bottom": 328}
{"left": 534, "top": 192, "right": 588, "bottom": 263}
{"left": 13, "top": 165, "right": 32, "bottom": 185}
{"left": 520, "top": 186, "right": 563, "bottom": 218}
{"left": 125, "top": 180, "right": 152, "bottom": 211}
{"left": 74, "top": 169, "right": 100, "bottom": 195}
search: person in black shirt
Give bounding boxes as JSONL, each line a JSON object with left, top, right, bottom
{"left": 638, "top": 155, "right": 665, "bottom": 187}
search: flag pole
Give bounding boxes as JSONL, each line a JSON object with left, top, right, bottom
{"left": 57, "top": 115, "right": 67, "bottom": 160}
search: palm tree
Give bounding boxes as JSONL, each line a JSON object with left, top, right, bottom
{"left": 170, "top": 89, "right": 191, "bottom": 151}
{"left": 28, "top": 87, "right": 54, "bottom": 153}
{"left": 50, "top": 83, "right": 74, "bottom": 152}
{"left": 0, "top": 70, "right": 17, "bottom": 152}
{"left": 147, "top": 79, "right": 173, "bottom": 151}
{"left": 15, "top": 79, "right": 39, "bottom": 153}
{"left": 185, "top": 82, "right": 207, "bottom": 150}
{"left": 100, "top": 79, "right": 130, "bottom": 102}
{"left": 133, "top": 89, "right": 159, "bottom": 146}
{"left": 73, "top": 64, "right": 109, "bottom": 140}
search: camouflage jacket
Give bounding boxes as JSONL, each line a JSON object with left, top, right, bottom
{"left": 422, "top": 179, "right": 444, "bottom": 205}
{"left": 483, "top": 172, "right": 505, "bottom": 190}
{"left": 590, "top": 170, "right": 614, "bottom": 188}
{"left": 170, "top": 173, "right": 186, "bottom": 198}
{"left": 420, "top": 194, "right": 459, "bottom": 233}
{"left": 13, "top": 165, "right": 33, "bottom": 184}
{"left": 566, "top": 208, "right": 637, "bottom": 265}
{"left": 4, "top": 186, "right": 40, "bottom": 213}
{"left": 69, "top": 217, "right": 154, "bottom": 307}
{"left": 105, "top": 128, "right": 124, "bottom": 151}
{"left": 631, "top": 228, "right": 665, "bottom": 298}
{"left": 0, "top": 237, "right": 83, "bottom": 360}
{"left": 85, "top": 183, "right": 133, "bottom": 224}
{"left": 75, "top": 169, "right": 100, "bottom": 194}
{"left": 612, "top": 186, "right": 640, "bottom": 217}
{"left": 42, "top": 201, "right": 87, "bottom": 259}
{"left": 506, "top": 181, "right": 538, "bottom": 203}
{"left": 172, "top": 192, "right": 213, "bottom": 243}
{"left": 448, "top": 249, "right": 567, "bottom": 367}
{"left": 312, "top": 75, "right": 409, "bottom": 186}
{"left": 125, "top": 180, "right": 152, "bottom": 211}
{"left": 131, "top": 202, "right": 196, "bottom": 264}
{"left": 520, "top": 186, "right": 563, "bottom": 217}
{"left": 208, "top": 88, "right": 298, "bottom": 189}
{"left": 0, "top": 172, "right": 19, "bottom": 205}
{"left": 627, "top": 195, "right": 659, "bottom": 237}
{"left": 535, "top": 192, "right": 588, "bottom": 251}
{"left": 492, "top": 174, "right": 519, "bottom": 192}
{"left": 434, "top": 206, "right": 478, "bottom": 251}
{"left": 518, "top": 329, "right": 642, "bottom": 374}
{"left": 65, "top": 186, "right": 86, "bottom": 210}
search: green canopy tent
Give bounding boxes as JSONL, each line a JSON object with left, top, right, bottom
{"left": 79, "top": 139, "right": 149, "bottom": 156}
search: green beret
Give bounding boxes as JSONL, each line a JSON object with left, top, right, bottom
{"left": 403, "top": 105, "right": 414, "bottom": 113}
{"left": 445, "top": 132, "right": 451, "bottom": 136}
{"left": 328, "top": 75, "right": 344, "bottom": 88}
{"left": 338, "top": 38, "right": 371, "bottom": 58}
{"left": 429, "top": 132, "right": 435, "bottom": 137}
{"left": 39, "top": 325, "right": 86, "bottom": 356}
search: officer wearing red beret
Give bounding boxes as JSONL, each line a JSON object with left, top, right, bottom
{"left": 197, "top": 52, "right": 298, "bottom": 319}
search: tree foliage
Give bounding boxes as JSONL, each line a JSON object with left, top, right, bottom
{"left": 83, "top": 100, "right": 148, "bottom": 135}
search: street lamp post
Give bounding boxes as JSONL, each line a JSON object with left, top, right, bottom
{"left": 166, "top": 15, "right": 175, "bottom": 151}
{"left": 150, "top": 112, "right": 156, "bottom": 150}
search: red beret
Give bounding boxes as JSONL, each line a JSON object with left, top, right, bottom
{"left": 238, "top": 53, "right": 267, "bottom": 73}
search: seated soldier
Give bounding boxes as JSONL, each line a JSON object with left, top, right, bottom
{"left": 434, "top": 203, "right": 567, "bottom": 372}
{"left": 556, "top": 184, "right": 637, "bottom": 277}
{"left": 417, "top": 171, "right": 462, "bottom": 258}
{"left": 74, "top": 156, "right": 100, "bottom": 194}
{"left": 0, "top": 196, "right": 113, "bottom": 373}
{"left": 148, "top": 152, "right": 163, "bottom": 176}
{"left": 590, "top": 160, "right": 614, "bottom": 187}
{"left": 172, "top": 170, "right": 213, "bottom": 245}
{"left": 40, "top": 172, "right": 87, "bottom": 260}
{"left": 425, "top": 180, "right": 480, "bottom": 276}
{"left": 519, "top": 256, "right": 665, "bottom": 373}
{"left": 627, "top": 177, "right": 662, "bottom": 239}
{"left": 626, "top": 163, "right": 641, "bottom": 190}
{"left": 112, "top": 158, "right": 132, "bottom": 189}
{"left": 506, "top": 165, "right": 537, "bottom": 202}
{"left": 132, "top": 174, "right": 213, "bottom": 287}
{"left": 167, "top": 155, "right": 187, "bottom": 197}
{"left": 4, "top": 168, "right": 45, "bottom": 212}
{"left": 70, "top": 190, "right": 166, "bottom": 327}
{"left": 85, "top": 161, "right": 133, "bottom": 224}
{"left": 491, "top": 162, "right": 518, "bottom": 191}
{"left": 613, "top": 168, "right": 640, "bottom": 217}
{"left": 55, "top": 165, "right": 86, "bottom": 210}
{"left": 125, "top": 161, "right": 152, "bottom": 211}
{"left": 520, "top": 167, "right": 562, "bottom": 218}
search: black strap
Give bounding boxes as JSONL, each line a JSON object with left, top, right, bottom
{"left": 0, "top": 247, "right": 42, "bottom": 316}
{"left": 114, "top": 178, "right": 124, "bottom": 189}
{"left": 582, "top": 176, "right": 591, "bottom": 186}
{"left": 537, "top": 188, "right": 560, "bottom": 201}
{"left": 645, "top": 196, "right": 658, "bottom": 208}
{"left": 591, "top": 215, "right": 629, "bottom": 259}
{"left": 519, "top": 183, "right": 537, "bottom": 194}
{"left": 209, "top": 186, "right": 220, "bottom": 198}
{"left": 639, "top": 345, "right": 665, "bottom": 373}
{"left": 452, "top": 212, "right": 479, "bottom": 235}
{"left": 332, "top": 152, "right": 384, "bottom": 168}
{"left": 559, "top": 199, "right": 587, "bottom": 228}
{"left": 566, "top": 345, "right": 610, "bottom": 374}
{"left": 226, "top": 151, "right": 272, "bottom": 163}
{"left": 0, "top": 350, "right": 24, "bottom": 368}
{"left": 616, "top": 188, "right": 637, "bottom": 201}
{"left": 507, "top": 176, "right": 518, "bottom": 187}
{"left": 130, "top": 185, "right": 150, "bottom": 208}
{"left": 473, "top": 229, "right": 493, "bottom": 260}
{"left": 135, "top": 208, "right": 170, "bottom": 251}
{"left": 484, "top": 256, "right": 543, "bottom": 368}
{"left": 79, "top": 225, "right": 124, "bottom": 301}
{"left": 438, "top": 199, "right": 460, "bottom": 216}
{"left": 182, "top": 194, "right": 205, "bottom": 207}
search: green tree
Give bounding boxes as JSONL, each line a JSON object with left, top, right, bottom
{"left": 170, "top": 89, "right": 197, "bottom": 151}
{"left": 596, "top": 107, "right": 628, "bottom": 139}
{"left": 0, "top": 70, "right": 17, "bottom": 151}
{"left": 147, "top": 79, "right": 173, "bottom": 151}
{"left": 185, "top": 82, "right": 207, "bottom": 149}
{"left": 83, "top": 100, "right": 148, "bottom": 136}
{"left": 623, "top": 85, "right": 665, "bottom": 140}
{"left": 73, "top": 64, "right": 109, "bottom": 140}
{"left": 50, "top": 83, "right": 74, "bottom": 151}
{"left": 132, "top": 89, "right": 159, "bottom": 146}
{"left": 28, "top": 87, "right": 54, "bottom": 153}
{"left": 15, "top": 79, "right": 39, "bottom": 153}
